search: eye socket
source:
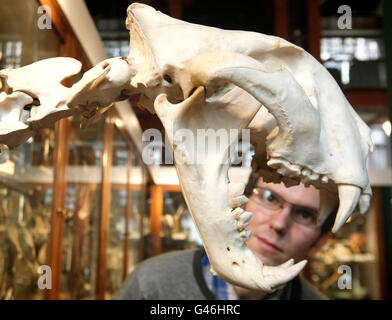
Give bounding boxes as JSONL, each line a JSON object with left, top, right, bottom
{"left": 163, "top": 74, "right": 172, "bottom": 84}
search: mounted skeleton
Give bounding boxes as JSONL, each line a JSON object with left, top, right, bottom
{"left": 0, "top": 3, "right": 372, "bottom": 292}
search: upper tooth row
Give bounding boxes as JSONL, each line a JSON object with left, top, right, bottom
{"left": 265, "top": 158, "right": 372, "bottom": 233}
{"left": 267, "top": 158, "right": 329, "bottom": 185}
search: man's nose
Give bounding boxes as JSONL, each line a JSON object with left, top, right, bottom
{"left": 269, "top": 205, "right": 292, "bottom": 233}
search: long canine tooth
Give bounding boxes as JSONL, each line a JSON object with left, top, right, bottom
{"left": 359, "top": 194, "right": 371, "bottom": 215}
{"left": 263, "top": 260, "right": 307, "bottom": 290}
{"left": 263, "top": 259, "right": 294, "bottom": 275}
{"left": 279, "top": 258, "right": 295, "bottom": 268}
{"left": 332, "top": 185, "right": 361, "bottom": 233}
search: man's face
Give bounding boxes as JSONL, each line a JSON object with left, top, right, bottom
{"left": 245, "top": 179, "right": 322, "bottom": 266}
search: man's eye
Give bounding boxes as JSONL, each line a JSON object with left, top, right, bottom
{"left": 295, "top": 210, "right": 316, "bottom": 222}
{"left": 262, "top": 190, "right": 277, "bottom": 203}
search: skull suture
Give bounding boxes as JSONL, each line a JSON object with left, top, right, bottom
{"left": 0, "top": 3, "right": 372, "bottom": 292}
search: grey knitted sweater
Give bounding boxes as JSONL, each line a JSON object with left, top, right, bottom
{"left": 115, "top": 249, "right": 328, "bottom": 300}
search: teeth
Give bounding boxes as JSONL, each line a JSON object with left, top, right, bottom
{"left": 228, "top": 182, "right": 248, "bottom": 208}
{"left": 359, "top": 194, "right": 371, "bottom": 215}
{"left": 230, "top": 195, "right": 249, "bottom": 208}
{"left": 277, "top": 167, "right": 287, "bottom": 175}
{"left": 263, "top": 260, "right": 307, "bottom": 290}
{"left": 240, "top": 210, "right": 253, "bottom": 223}
{"left": 232, "top": 207, "right": 244, "bottom": 220}
{"left": 237, "top": 221, "right": 249, "bottom": 231}
{"left": 20, "top": 109, "right": 31, "bottom": 125}
{"left": 267, "top": 158, "right": 301, "bottom": 177}
{"left": 263, "top": 259, "right": 294, "bottom": 275}
{"left": 332, "top": 185, "right": 361, "bottom": 233}
{"left": 234, "top": 210, "right": 252, "bottom": 231}
{"left": 309, "top": 173, "right": 319, "bottom": 181}
{"left": 228, "top": 182, "right": 245, "bottom": 197}
{"left": 300, "top": 169, "right": 312, "bottom": 185}
{"left": 240, "top": 229, "right": 252, "bottom": 240}
{"left": 321, "top": 176, "right": 329, "bottom": 183}
{"left": 279, "top": 259, "right": 295, "bottom": 268}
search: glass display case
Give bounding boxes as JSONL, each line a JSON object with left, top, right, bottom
{"left": 308, "top": 107, "right": 390, "bottom": 300}
{"left": 309, "top": 204, "right": 382, "bottom": 299}
{"left": 0, "top": 0, "right": 62, "bottom": 300}
{"left": 0, "top": 1, "right": 149, "bottom": 300}
{"left": 58, "top": 113, "right": 106, "bottom": 300}
{"left": 160, "top": 190, "right": 202, "bottom": 254}
{"left": 0, "top": 0, "right": 62, "bottom": 70}
{"left": 104, "top": 126, "right": 149, "bottom": 299}
{"left": 319, "top": 0, "right": 385, "bottom": 89}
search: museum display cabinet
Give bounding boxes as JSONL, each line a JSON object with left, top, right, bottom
{"left": 303, "top": 0, "right": 391, "bottom": 300}
{"left": 147, "top": 185, "right": 202, "bottom": 257}
{"left": 308, "top": 187, "right": 387, "bottom": 299}
{"left": 0, "top": 0, "right": 83, "bottom": 300}
{"left": 0, "top": 0, "right": 149, "bottom": 300}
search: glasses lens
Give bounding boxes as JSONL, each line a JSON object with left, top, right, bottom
{"left": 253, "top": 187, "right": 319, "bottom": 229}
{"left": 291, "top": 207, "right": 319, "bottom": 228}
{"left": 252, "top": 188, "right": 282, "bottom": 210}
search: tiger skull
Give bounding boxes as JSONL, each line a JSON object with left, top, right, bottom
{"left": 0, "top": 3, "right": 372, "bottom": 292}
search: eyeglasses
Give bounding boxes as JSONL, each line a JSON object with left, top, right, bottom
{"left": 250, "top": 186, "right": 319, "bottom": 229}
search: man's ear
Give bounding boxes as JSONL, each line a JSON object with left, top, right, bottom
{"left": 307, "top": 232, "right": 331, "bottom": 259}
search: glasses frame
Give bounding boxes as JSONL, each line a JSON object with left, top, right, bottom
{"left": 249, "top": 186, "right": 320, "bottom": 230}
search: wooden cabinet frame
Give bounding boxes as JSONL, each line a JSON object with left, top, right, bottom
{"left": 36, "top": 0, "right": 91, "bottom": 300}
{"left": 149, "top": 184, "right": 182, "bottom": 255}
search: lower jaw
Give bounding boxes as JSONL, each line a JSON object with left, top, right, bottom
{"left": 253, "top": 246, "right": 285, "bottom": 266}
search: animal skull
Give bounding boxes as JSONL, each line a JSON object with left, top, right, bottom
{"left": 0, "top": 3, "right": 372, "bottom": 292}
